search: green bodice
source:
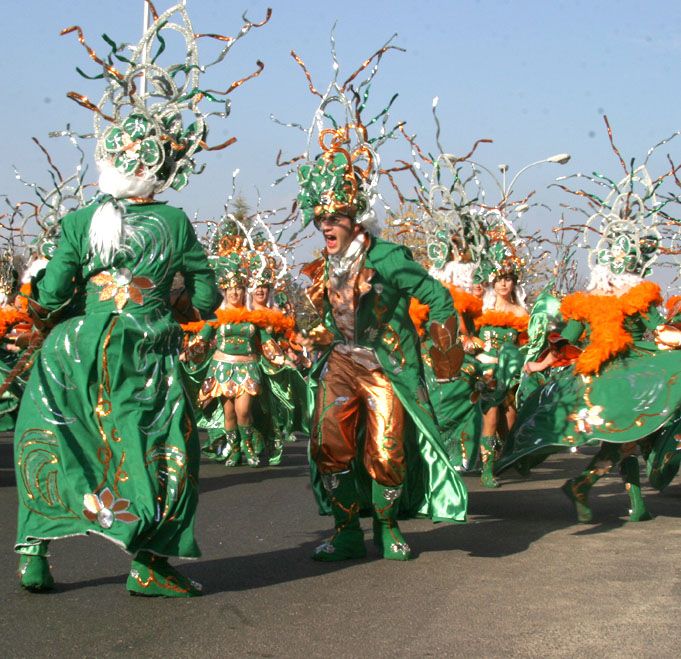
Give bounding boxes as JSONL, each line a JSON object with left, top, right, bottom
{"left": 478, "top": 324, "right": 519, "bottom": 356}
{"left": 215, "top": 322, "right": 258, "bottom": 356}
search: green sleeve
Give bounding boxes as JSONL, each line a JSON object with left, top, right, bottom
{"left": 561, "top": 319, "right": 585, "bottom": 343}
{"left": 180, "top": 215, "right": 221, "bottom": 318}
{"left": 387, "top": 245, "right": 455, "bottom": 325}
{"left": 198, "top": 323, "right": 216, "bottom": 342}
{"left": 640, "top": 305, "right": 666, "bottom": 329}
{"left": 35, "top": 209, "right": 87, "bottom": 310}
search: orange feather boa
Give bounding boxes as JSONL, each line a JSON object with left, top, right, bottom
{"left": 474, "top": 310, "right": 529, "bottom": 332}
{"left": 560, "top": 281, "right": 662, "bottom": 375}
{"left": 409, "top": 285, "right": 483, "bottom": 336}
{"left": 0, "top": 307, "right": 32, "bottom": 341}
{"left": 181, "top": 307, "right": 295, "bottom": 336}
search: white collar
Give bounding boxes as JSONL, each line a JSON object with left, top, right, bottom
{"left": 328, "top": 233, "right": 368, "bottom": 278}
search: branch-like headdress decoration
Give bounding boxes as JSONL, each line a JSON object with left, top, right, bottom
{"left": 555, "top": 116, "right": 679, "bottom": 281}
{"left": 274, "top": 29, "right": 405, "bottom": 232}
{"left": 1, "top": 129, "right": 91, "bottom": 265}
{"left": 63, "top": 1, "right": 270, "bottom": 193}
{"left": 205, "top": 181, "right": 288, "bottom": 293}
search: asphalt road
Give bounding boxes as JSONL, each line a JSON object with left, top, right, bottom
{"left": 1, "top": 433, "right": 680, "bottom": 658}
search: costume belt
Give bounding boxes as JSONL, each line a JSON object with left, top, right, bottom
{"left": 212, "top": 351, "right": 257, "bottom": 364}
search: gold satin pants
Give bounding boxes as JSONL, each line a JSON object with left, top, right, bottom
{"left": 311, "top": 349, "right": 406, "bottom": 486}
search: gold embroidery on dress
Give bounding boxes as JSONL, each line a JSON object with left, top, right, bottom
{"left": 16, "top": 428, "right": 80, "bottom": 519}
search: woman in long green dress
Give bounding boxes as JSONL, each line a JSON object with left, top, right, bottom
{"left": 14, "top": 174, "right": 220, "bottom": 594}
{"left": 15, "top": 1, "right": 270, "bottom": 595}
{"left": 500, "top": 271, "right": 681, "bottom": 522}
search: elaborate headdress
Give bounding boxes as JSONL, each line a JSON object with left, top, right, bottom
{"left": 274, "top": 31, "right": 406, "bottom": 234}
{"left": 61, "top": 2, "right": 269, "bottom": 264}
{"left": 378, "top": 98, "right": 493, "bottom": 290}
{"left": 63, "top": 2, "right": 270, "bottom": 193}
{"left": 422, "top": 153, "right": 489, "bottom": 289}
{"left": 208, "top": 219, "right": 250, "bottom": 289}
{"left": 1, "top": 129, "right": 91, "bottom": 277}
{"left": 481, "top": 213, "right": 526, "bottom": 282}
{"left": 205, "top": 191, "right": 288, "bottom": 294}
{"left": 555, "top": 116, "right": 679, "bottom": 289}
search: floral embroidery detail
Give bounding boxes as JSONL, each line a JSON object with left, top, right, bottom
{"left": 569, "top": 405, "right": 605, "bottom": 434}
{"left": 83, "top": 488, "right": 140, "bottom": 528}
{"left": 91, "top": 269, "right": 154, "bottom": 311}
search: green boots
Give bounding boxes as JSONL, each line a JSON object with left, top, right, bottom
{"left": 372, "top": 482, "right": 412, "bottom": 561}
{"left": 268, "top": 430, "right": 284, "bottom": 466}
{"left": 205, "top": 426, "right": 261, "bottom": 467}
{"left": 312, "top": 473, "right": 412, "bottom": 561}
{"left": 620, "top": 456, "right": 653, "bottom": 522}
{"left": 313, "top": 470, "right": 366, "bottom": 561}
{"left": 127, "top": 550, "right": 202, "bottom": 597}
{"left": 202, "top": 428, "right": 228, "bottom": 462}
{"left": 480, "top": 435, "right": 500, "bottom": 488}
{"left": 560, "top": 477, "right": 594, "bottom": 523}
{"left": 238, "top": 425, "right": 260, "bottom": 467}
{"left": 562, "top": 445, "right": 653, "bottom": 523}
{"left": 17, "top": 541, "right": 53, "bottom": 592}
{"left": 223, "top": 428, "right": 242, "bottom": 466}
{"left": 17, "top": 544, "right": 202, "bottom": 596}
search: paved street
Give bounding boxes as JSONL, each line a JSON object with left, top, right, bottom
{"left": 1, "top": 433, "right": 680, "bottom": 658}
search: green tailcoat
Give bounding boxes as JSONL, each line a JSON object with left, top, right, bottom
{"left": 305, "top": 236, "right": 467, "bottom": 522}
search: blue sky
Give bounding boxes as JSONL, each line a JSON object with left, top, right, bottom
{"left": 2, "top": 0, "right": 680, "bottom": 280}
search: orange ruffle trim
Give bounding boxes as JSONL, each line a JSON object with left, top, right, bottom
{"left": 409, "top": 285, "right": 483, "bottom": 336}
{"left": 560, "top": 281, "right": 662, "bottom": 375}
{"left": 181, "top": 307, "right": 295, "bottom": 336}
{"left": 474, "top": 310, "right": 529, "bottom": 332}
{"left": 0, "top": 307, "right": 32, "bottom": 341}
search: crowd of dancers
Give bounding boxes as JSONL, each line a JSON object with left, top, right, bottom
{"left": 2, "top": 2, "right": 680, "bottom": 596}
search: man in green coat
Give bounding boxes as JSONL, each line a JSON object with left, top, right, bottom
{"left": 299, "top": 148, "right": 468, "bottom": 562}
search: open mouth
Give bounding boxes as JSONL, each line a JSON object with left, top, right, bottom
{"left": 324, "top": 234, "right": 338, "bottom": 249}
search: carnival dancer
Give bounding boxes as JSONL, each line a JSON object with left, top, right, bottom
{"left": 401, "top": 152, "right": 488, "bottom": 473}
{"left": 190, "top": 243, "right": 287, "bottom": 469}
{"left": 14, "top": 3, "right": 268, "bottom": 595}
{"left": 282, "top": 40, "right": 467, "bottom": 562}
{"left": 250, "top": 277, "right": 309, "bottom": 465}
{"left": 474, "top": 232, "right": 529, "bottom": 487}
{"left": 498, "top": 127, "right": 681, "bottom": 522}
{"left": 195, "top": 264, "right": 263, "bottom": 467}
{"left": 187, "top": 215, "right": 296, "bottom": 467}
